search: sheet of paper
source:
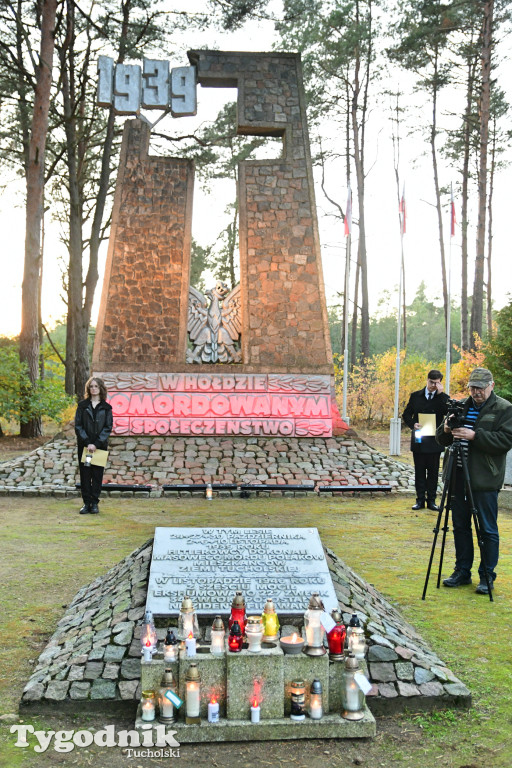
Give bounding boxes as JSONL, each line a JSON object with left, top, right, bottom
{"left": 81, "top": 448, "right": 109, "bottom": 467}
{"left": 418, "top": 413, "right": 436, "bottom": 436}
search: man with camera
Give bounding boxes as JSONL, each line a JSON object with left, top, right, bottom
{"left": 436, "top": 367, "right": 512, "bottom": 594}
{"left": 403, "top": 370, "right": 449, "bottom": 511}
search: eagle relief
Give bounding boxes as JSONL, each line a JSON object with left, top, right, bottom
{"left": 187, "top": 281, "right": 242, "bottom": 364}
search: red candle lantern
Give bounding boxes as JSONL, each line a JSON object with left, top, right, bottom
{"left": 327, "top": 609, "right": 346, "bottom": 661}
{"left": 228, "top": 590, "right": 247, "bottom": 635}
{"left": 228, "top": 620, "right": 244, "bottom": 652}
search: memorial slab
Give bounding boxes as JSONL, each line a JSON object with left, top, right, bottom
{"left": 146, "top": 527, "right": 338, "bottom": 617}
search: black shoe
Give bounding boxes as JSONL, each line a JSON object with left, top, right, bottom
{"left": 90, "top": 504, "right": 99, "bottom": 514}
{"left": 412, "top": 502, "right": 425, "bottom": 510}
{"left": 427, "top": 502, "right": 440, "bottom": 511}
{"left": 475, "top": 579, "right": 494, "bottom": 595}
{"left": 443, "top": 570, "right": 472, "bottom": 587}
{"left": 79, "top": 504, "right": 91, "bottom": 514}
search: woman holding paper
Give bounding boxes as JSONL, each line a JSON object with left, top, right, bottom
{"left": 74, "top": 377, "right": 113, "bottom": 515}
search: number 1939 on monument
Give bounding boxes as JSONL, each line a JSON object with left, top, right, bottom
{"left": 97, "top": 55, "right": 197, "bottom": 117}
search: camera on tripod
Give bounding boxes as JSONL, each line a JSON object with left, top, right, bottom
{"left": 445, "top": 398, "right": 465, "bottom": 429}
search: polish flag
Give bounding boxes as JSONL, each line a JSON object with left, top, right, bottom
{"left": 399, "top": 186, "right": 406, "bottom": 235}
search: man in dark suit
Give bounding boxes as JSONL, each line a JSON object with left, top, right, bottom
{"left": 402, "top": 369, "right": 449, "bottom": 510}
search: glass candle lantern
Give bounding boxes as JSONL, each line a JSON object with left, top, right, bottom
{"left": 348, "top": 624, "right": 366, "bottom": 660}
{"left": 140, "top": 609, "right": 158, "bottom": 654}
{"left": 210, "top": 616, "right": 225, "bottom": 655}
{"left": 228, "top": 620, "right": 243, "bottom": 652}
{"left": 163, "top": 629, "right": 178, "bottom": 662}
{"left": 346, "top": 613, "right": 361, "bottom": 643}
{"left": 205, "top": 483, "right": 213, "bottom": 500}
{"left": 208, "top": 696, "right": 219, "bottom": 723}
{"left": 185, "top": 663, "right": 201, "bottom": 724}
{"left": 246, "top": 616, "right": 264, "bottom": 654}
{"left": 327, "top": 609, "right": 346, "bottom": 661}
{"left": 341, "top": 652, "right": 365, "bottom": 720}
{"left": 158, "top": 668, "right": 176, "bottom": 724}
{"left": 290, "top": 679, "right": 306, "bottom": 721}
{"left": 178, "top": 595, "right": 200, "bottom": 641}
{"left": 141, "top": 690, "right": 156, "bottom": 722}
{"left": 303, "top": 592, "right": 326, "bottom": 656}
{"left": 261, "top": 598, "right": 280, "bottom": 642}
{"left": 228, "top": 590, "right": 247, "bottom": 635}
{"left": 308, "top": 679, "right": 323, "bottom": 720}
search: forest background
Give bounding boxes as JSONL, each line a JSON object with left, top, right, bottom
{"left": 0, "top": 0, "right": 511, "bottom": 436}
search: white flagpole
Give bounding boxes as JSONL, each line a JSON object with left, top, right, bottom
{"left": 445, "top": 185, "right": 454, "bottom": 395}
{"left": 342, "top": 185, "right": 352, "bottom": 424}
{"left": 390, "top": 186, "right": 405, "bottom": 455}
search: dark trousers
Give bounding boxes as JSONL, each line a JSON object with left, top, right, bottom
{"left": 413, "top": 452, "right": 441, "bottom": 503}
{"left": 78, "top": 452, "right": 104, "bottom": 505}
{"left": 451, "top": 470, "right": 499, "bottom": 581}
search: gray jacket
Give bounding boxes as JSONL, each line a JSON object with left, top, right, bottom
{"left": 436, "top": 390, "right": 512, "bottom": 491}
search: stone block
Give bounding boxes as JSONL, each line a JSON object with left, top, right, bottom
{"left": 179, "top": 649, "right": 227, "bottom": 719}
{"left": 104, "top": 645, "right": 126, "bottom": 663}
{"left": 90, "top": 679, "right": 117, "bottom": 699}
{"left": 227, "top": 643, "right": 283, "bottom": 720}
{"left": 282, "top": 651, "right": 330, "bottom": 717}
{"left": 69, "top": 682, "right": 91, "bottom": 700}
{"left": 44, "top": 681, "right": 70, "bottom": 700}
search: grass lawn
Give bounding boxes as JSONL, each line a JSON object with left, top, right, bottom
{"left": 0, "top": 492, "right": 511, "bottom": 767}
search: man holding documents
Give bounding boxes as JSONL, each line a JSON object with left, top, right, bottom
{"left": 402, "top": 370, "right": 449, "bottom": 511}
{"left": 75, "top": 377, "right": 113, "bottom": 515}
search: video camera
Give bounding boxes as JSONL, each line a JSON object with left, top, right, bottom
{"left": 446, "top": 398, "right": 465, "bottom": 429}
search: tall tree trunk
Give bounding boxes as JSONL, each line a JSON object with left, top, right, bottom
{"left": 470, "top": 0, "right": 494, "bottom": 343}
{"left": 19, "top": 0, "right": 57, "bottom": 437}
{"left": 350, "top": 258, "right": 360, "bottom": 368}
{"left": 486, "top": 114, "right": 496, "bottom": 338}
{"left": 351, "top": 64, "right": 369, "bottom": 359}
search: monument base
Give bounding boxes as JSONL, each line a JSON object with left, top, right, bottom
{"left": 134, "top": 708, "right": 376, "bottom": 742}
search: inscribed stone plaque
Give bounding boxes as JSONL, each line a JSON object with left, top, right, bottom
{"left": 146, "top": 527, "right": 338, "bottom": 617}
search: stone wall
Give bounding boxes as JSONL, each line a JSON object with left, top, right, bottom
{"left": 0, "top": 430, "right": 416, "bottom": 493}
{"left": 191, "top": 50, "right": 332, "bottom": 372}
{"left": 93, "top": 120, "right": 193, "bottom": 371}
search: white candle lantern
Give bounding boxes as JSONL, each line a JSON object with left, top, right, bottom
{"left": 185, "top": 633, "right": 197, "bottom": 657}
{"left": 158, "top": 668, "right": 176, "bottom": 724}
{"left": 178, "top": 595, "right": 200, "bottom": 641}
{"left": 185, "top": 663, "right": 201, "bottom": 724}
{"left": 341, "top": 652, "right": 365, "bottom": 720}
{"left": 308, "top": 679, "right": 323, "bottom": 720}
{"left": 210, "top": 616, "right": 226, "bottom": 655}
{"left": 163, "top": 629, "right": 178, "bottom": 662}
{"left": 140, "top": 609, "right": 158, "bottom": 654}
{"left": 140, "top": 690, "right": 156, "bottom": 721}
{"left": 246, "top": 616, "right": 264, "bottom": 654}
{"left": 208, "top": 696, "right": 220, "bottom": 723}
{"left": 303, "top": 592, "right": 326, "bottom": 656}
{"left": 251, "top": 698, "right": 261, "bottom": 723}
{"left": 348, "top": 624, "right": 366, "bottom": 660}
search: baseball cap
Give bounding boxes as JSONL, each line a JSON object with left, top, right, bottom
{"left": 468, "top": 368, "right": 493, "bottom": 388}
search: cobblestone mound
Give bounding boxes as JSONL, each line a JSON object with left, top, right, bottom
{"left": 20, "top": 538, "right": 470, "bottom": 716}
{"left": 0, "top": 432, "right": 415, "bottom": 495}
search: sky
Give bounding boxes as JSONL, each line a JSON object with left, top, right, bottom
{"left": 1, "top": 3, "right": 511, "bottom": 338}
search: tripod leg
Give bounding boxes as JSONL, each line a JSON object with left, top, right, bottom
{"left": 422, "top": 448, "right": 455, "bottom": 600}
{"left": 460, "top": 454, "right": 494, "bottom": 603}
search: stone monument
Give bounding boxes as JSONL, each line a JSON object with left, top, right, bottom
{"left": 92, "top": 50, "right": 346, "bottom": 440}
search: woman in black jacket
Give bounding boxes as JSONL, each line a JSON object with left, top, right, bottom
{"left": 74, "top": 377, "right": 113, "bottom": 514}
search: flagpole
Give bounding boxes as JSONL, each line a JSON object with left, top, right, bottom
{"left": 390, "top": 187, "right": 405, "bottom": 455}
{"left": 445, "top": 185, "right": 454, "bottom": 395}
{"left": 342, "top": 231, "right": 351, "bottom": 424}
{"left": 342, "top": 185, "right": 352, "bottom": 424}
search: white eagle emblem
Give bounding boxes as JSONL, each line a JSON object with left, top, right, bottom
{"left": 187, "top": 281, "right": 242, "bottom": 364}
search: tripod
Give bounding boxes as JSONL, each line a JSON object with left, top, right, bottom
{"left": 422, "top": 439, "right": 493, "bottom": 602}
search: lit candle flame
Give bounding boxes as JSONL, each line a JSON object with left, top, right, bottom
{"left": 211, "top": 696, "right": 217, "bottom": 704}
{"left": 291, "top": 633, "right": 298, "bottom": 642}
{"left": 145, "top": 639, "right": 151, "bottom": 648}
{"left": 252, "top": 697, "right": 258, "bottom": 708}
{"left": 188, "top": 632, "right": 193, "bottom": 639}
